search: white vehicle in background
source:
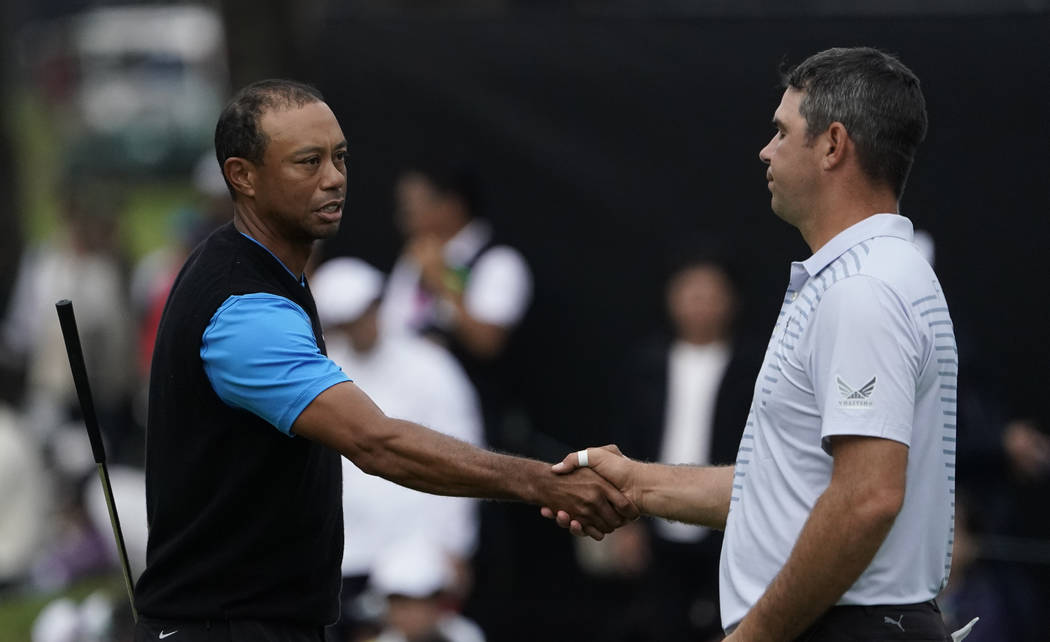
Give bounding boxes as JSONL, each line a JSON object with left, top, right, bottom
{"left": 23, "top": 4, "right": 228, "bottom": 176}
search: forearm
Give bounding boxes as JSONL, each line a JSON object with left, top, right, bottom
{"left": 298, "top": 382, "right": 637, "bottom": 538}
{"left": 731, "top": 481, "right": 898, "bottom": 641}
{"left": 299, "top": 382, "right": 541, "bottom": 502}
{"left": 634, "top": 462, "right": 734, "bottom": 530}
{"left": 351, "top": 415, "right": 543, "bottom": 502}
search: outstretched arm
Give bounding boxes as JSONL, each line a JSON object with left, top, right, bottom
{"left": 544, "top": 445, "right": 734, "bottom": 534}
{"left": 294, "top": 382, "right": 638, "bottom": 539}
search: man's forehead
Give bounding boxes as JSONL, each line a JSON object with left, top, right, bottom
{"left": 779, "top": 88, "right": 803, "bottom": 109}
{"left": 773, "top": 88, "right": 805, "bottom": 121}
{"left": 260, "top": 102, "right": 345, "bottom": 143}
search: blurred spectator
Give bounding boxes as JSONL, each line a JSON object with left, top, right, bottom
{"left": 939, "top": 495, "right": 1039, "bottom": 641}
{"left": 81, "top": 465, "right": 148, "bottom": 581}
{"left": 1, "top": 181, "right": 133, "bottom": 453}
{"left": 367, "top": 537, "right": 485, "bottom": 642}
{"left": 31, "top": 589, "right": 133, "bottom": 642}
{"left": 583, "top": 255, "right": 760, "bottom": 642}
{"left": 0, "top": 182, "right": 134, "bottom": 593}
{"left": 380, "top": 159, "right": 532, "bottom": 445}
{"left": 1002, "top": 419, "right": 1050, "bottom": 482}
{"left": 0, "top": 403, "right": 49, "bottom": 589}
{"left": 129, "top": 152, "right": 227, "bottom": 427}
{"left": 920, "top": 229, "right": 1050, "bottom": 624}
{"left": 379, "top": 159, "right": 542, "bottom": 640}
{"left": 130, "top": 152, "right": 229, "bottom": 374}
{"left": 986, "top": 416, "right": 1050, "bottom": 638}
{"left": 312, "top": 258, "right": 484, "bottom": 642}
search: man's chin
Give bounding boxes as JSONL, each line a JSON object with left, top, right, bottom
{"left": 769, "top": 198, "right": 793, "bottom": 224}
{"left": 311, "top": 218, "right": 342, "bottom": 240}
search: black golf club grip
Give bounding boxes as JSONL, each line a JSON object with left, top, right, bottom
{"left": 56, "top": 299, "right": 108, "bottom": 464}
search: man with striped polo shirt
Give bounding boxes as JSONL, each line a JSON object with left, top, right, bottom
{"left": 547, "top": 47, "right": 961, "bottom": 641}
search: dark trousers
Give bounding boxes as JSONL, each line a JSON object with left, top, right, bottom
{"left": 135, "top": 618, "right": 326, "bottom": 642}
{"left": 795, "top": 601, "right": 951, "bottom": 642}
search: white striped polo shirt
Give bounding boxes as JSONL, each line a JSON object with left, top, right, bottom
{"left": 719, "top": 214, "right": 957, "bottom": 630}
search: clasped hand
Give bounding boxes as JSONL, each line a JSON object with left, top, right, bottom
{"left": 541, "top": 445, "right": 638, "bottom": 539}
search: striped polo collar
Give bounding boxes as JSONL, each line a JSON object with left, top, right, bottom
{"left": 800, "top": 213, "right": 914, "bottom": 278}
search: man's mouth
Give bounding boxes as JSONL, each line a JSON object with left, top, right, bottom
{"left": 315, "top": 201, "right": 344, "bottom": 220}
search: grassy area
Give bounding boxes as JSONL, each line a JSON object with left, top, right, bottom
{"left": 0, "top": 574, "right": 129, "bottom": 642}
{"left": 10, "top": 88, "right": 200, "bottom": 261}
{"left": 120, "top": 181, "right": 199, "bottom": 261}
{"left": 10, "top": 91, "right": 62, "bottom": 243}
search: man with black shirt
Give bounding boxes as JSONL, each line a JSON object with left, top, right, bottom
{"left": 133, "top": 79, "right": 636, "bottom": 642}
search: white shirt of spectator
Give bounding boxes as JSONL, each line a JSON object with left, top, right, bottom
{"left": 656, "top": 340, "right": 730, "bottom": 543}
{"left": 381, "top": 219, "right": 533, "bottom": 335}
{"left": 720, "top": 214, "right": 957, "bottom": 630}
{"left": 329, "top": 333, "right": 484, "bottom": 577}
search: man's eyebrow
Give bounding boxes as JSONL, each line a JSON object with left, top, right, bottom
{"left": 292, "top": 140, "right": 349, "bottom": 155}
{"left": 772, "top": 117, "right": 785, "bottom": 130}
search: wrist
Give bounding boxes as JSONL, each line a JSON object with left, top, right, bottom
{"left": 510, "top": 457, "right": 547, "bottom": 505}
{"left": 620, "top": 460, "right": 646, "bottom": 513}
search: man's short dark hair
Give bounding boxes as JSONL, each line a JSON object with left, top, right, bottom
{"left": 214, "top": 79, "right": 325, "bottom": 197}
{"left": 784, "top": 47, "right": 927, "bottom": 199}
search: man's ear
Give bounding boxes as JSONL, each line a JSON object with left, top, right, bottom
{"left": 224, "top": 157, "right": 256, "bottom": 198}
{"left": 822, "top": 122, "right": 849, "bottom": 171}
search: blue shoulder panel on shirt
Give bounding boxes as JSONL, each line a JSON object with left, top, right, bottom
{"left": 201, "top": 293, "right": 349, "bottom": 436}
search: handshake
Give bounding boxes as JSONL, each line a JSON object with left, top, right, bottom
{"left": 536, "top": 445, "right": 733, "bottom": 540}
{"left": 538, "top": 445, "right": 641, "bottom": 541}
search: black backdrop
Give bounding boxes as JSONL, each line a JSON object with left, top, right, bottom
{"left": 304, "top": 12, "right": 1049, "bottom": 636}
{"left": 312, "top": 13, "right": 1050, "bottom": 444}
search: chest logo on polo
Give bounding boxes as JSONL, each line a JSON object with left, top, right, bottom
{"left": 836, "top": 375, "right": 876, "bottom": 409}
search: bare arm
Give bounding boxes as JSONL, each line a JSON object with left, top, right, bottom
{"left": 444, "top": 299, "right": 508, "bottom": 360}
{"left": 294, "top": 382, "right": 638, "bottom": 538}
{"left": 633, "top": 461, "right": 735, "bottom": 529}
{"left": 727, "top": 436, "right": 907, "bottom": 641}
{"left": 546, "top": 446, "right": 734, "bottom": 532}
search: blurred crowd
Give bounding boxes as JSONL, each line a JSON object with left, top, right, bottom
{"left": 0, "top": 149, "right": 1048, "bottom": 642}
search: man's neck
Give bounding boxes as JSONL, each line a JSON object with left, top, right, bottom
{"left": 800, "top": 184, "right": 898, "bottom": 253}
{"left": 677, "top": 329, "right": 730, "bottom": 347}
{"left": 233, "top": 209, "right": 311, "bottom": 277}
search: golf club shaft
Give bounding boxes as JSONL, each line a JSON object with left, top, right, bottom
{"left": 56, "top": 299, "right": 138, "bottom": 622}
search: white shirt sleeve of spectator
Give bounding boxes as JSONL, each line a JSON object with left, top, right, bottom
{"left": 463, "top": 246, "right": 532, "bottom": 327}
{"left": 808, "top": 275, "right": 922, "bottom": 453}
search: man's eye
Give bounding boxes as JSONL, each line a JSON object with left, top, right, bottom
{"left": 302, "top": 157, "right": 320, "bottom": 165}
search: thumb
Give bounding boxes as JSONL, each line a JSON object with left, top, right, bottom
{"left": 551, "top": 449, "right": 584, "bottom": 474}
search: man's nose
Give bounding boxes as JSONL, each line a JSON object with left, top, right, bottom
{"left": 322, "top": 157, "right": 346, "bottom": 189}
{"left": 758, "top": 136, "right": 774, "bottom": 164}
